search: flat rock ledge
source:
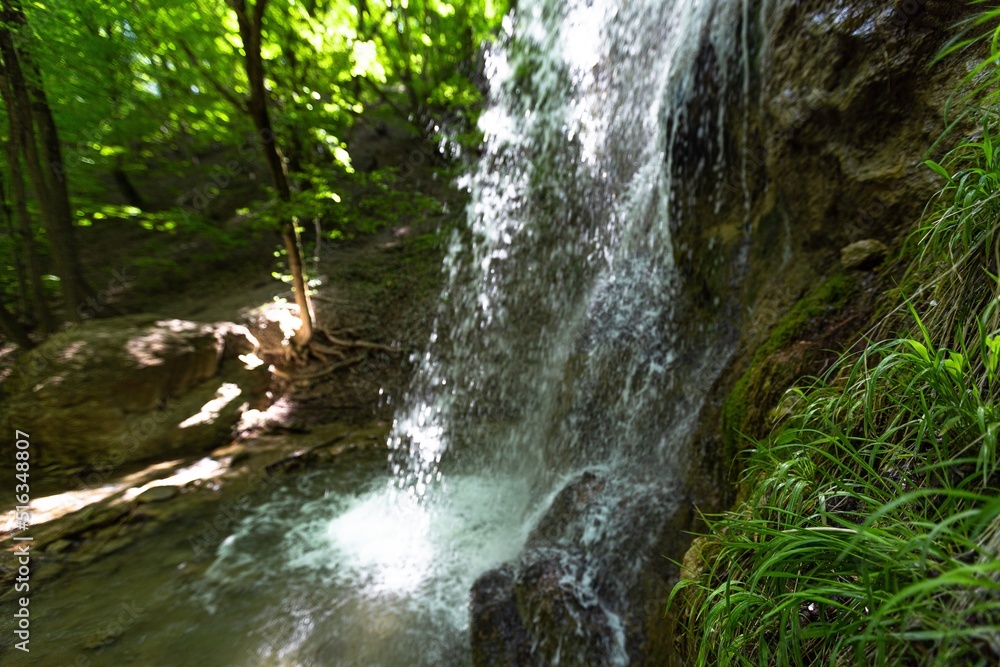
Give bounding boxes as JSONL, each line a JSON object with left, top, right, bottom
{"left": 1, "top": 314, "right": 269, "bottom": 471}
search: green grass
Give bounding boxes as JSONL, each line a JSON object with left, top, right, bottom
{"left": 674, "top": 316, "right": 1000, "bottom": 666}
{"left": 671, "top": 5, "right": 1000, "bottom": 665}
{"left": 905, "top": 109, "right": 1000, "bottom": 346}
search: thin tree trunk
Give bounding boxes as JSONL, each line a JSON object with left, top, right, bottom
{"left": 0, "top": 166, "right": 30, "bottom": 316}
{"left": 351, "top": 0, "right": 368, "bottom": 107}
{"left": 3, "top": 139, "right": 54, "bottom": 333}
{"left": 395, "top": 2, "right": 421, "bottom": 114}
{"left": 0, "top": 0, "right": 93, "bottom": 322}
{"left": 23, "top": 53, "right": 94, "bottom": 315}
{"left": 0, "top": 297, "right": 33, "bottom": 349}
{"left": 0, "top": 28, "right": 54, "bottom": 333}
{"left": 231, "top": 0, "right": 313, "bottom": 347}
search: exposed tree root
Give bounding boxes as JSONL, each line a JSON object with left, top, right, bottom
{"left": 270, "top": 353, "right": 367, "bottom": 383}
{"left": 322, "top": 334, "right": 396, "bottom": 354}
{"left": 260, "top": 327, "right": 399, "bottom": 384}
{"left": 264, "top": 432, "right": 352, "bottom": 475}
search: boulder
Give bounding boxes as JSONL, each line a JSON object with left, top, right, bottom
{"left": 471, "top": 548, "right": 623, "bottom": 667}
{"left": 1, "top": 314, "right": 268, "bottom": 471}
{"left": 469, "top": 565, "right": 530, "bottom": 667}
{"left": 470, "top": 470, "right": 692, "bottom": 667}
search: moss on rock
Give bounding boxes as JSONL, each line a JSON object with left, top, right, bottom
{"left": 721, "top": 274, "right": 858, "bottom": 465}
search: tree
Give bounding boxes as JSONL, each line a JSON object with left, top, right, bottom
{"left": 0, "top": 0, "right": 94, "bottom": 323}
{"left": 229, "top": 0, "right": 314, "bottom": 348}
{"left": 0, "top": 295, "right": 31, "bottom": 348}
{"left": 0, "top": 0, "right": 508, "bottom": 354}
{"left": 0, "top": 144, "right": 52, "bottom": 333}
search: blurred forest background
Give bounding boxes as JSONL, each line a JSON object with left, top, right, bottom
{"left": 0, "top": 0, "right": 507, "bottom": 351}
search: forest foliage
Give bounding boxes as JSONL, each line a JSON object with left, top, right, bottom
{"left": 0, "top": 0, "right": 507, "bottom": 347}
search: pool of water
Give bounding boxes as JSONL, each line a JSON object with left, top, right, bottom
{"left": 0, "top": 447, "right": 537, "bottom": 667}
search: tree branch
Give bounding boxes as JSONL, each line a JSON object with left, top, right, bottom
{"left": 357, "top": 75, "right": 411, "bottom": 125}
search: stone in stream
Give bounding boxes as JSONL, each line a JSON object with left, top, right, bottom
{"left": 469, "top": 564, "right": 531, "bottom": 667}
{"left": 0, "top": 314, "right": 269, "bottom": 473}
{"left": 134, "top": 485, "right": 180, "bottom": 504}
{"left": 471, "top": 549, "right": 622, "bottom": 667}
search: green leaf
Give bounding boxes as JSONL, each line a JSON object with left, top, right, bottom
{"left": 925, "top": 159, "right": 952, "bottom": 181}
{"left": 907, "top": 339, "right": 931, "bottom": 362}
{"left": 943, "top": 351, "right": 965, "bottom": 376}
{"left": 987, "top": 336, "right": 1000, "bottom": 375}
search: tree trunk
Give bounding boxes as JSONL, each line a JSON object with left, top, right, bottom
{"left": 0, "top": 166, "right": 30, "bottom": 316}
{"left": 0, "top": 0, "right": 93, "bottom": 323}
{"left": 112, "top": 158, "right": 146, "bottom": 210}
{"left": 23, "top": 53, "right": 95, "bottom": 316}
{"left": 0, "top": 24, "right": 55, "bottom": 334}
{"left": 231, "top": 0, "right": 314, "bottom": 347}
{"left": 3, "top": 140, "right": 54, "bottom": 333}
{"left": 0, "top": 297, "right": 33, "bottom": 349}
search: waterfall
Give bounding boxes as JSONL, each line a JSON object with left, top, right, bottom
{"left": 395, "top": 0, "right": 751, "bottom": 488}
{"left": 383, "top": 0, "right": 753, "bottom": 663}
{"left": 205, "top": 1, "right": 755, "bottom": 664}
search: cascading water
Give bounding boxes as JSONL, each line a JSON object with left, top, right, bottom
{"left": 206, "top": 0, "right": 753, "bottom": 664}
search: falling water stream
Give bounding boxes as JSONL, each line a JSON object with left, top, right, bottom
{"left": 2, "top": 1, "right": 754, "bottom": 665}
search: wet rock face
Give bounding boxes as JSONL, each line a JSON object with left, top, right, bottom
{"left": 472, "top": 1, "right": 981, "bottom": 664}
{"left": 760, "top": 0, "right": 963, "bottom": 252}
{"left": 471, "top": 492, "right": 621, "bottom": 666}
{"left": 670, "top": 0, "right": 982, "bottom": 657}
{"left": 1, "top": 314, "right": 268, "bottom": 471}
{"left": 672, "top": 0, "right": 978, "bottom": 345}
{"left": 471, "top": 551, "right": 631, "bottom": 667}
{"left": 470, "top": 565, "right": 531, "bottom": 667}
{"left": 675, "top": 0, "right": 983, "bottom": 509}
{"left": 470, "top": 471, "right": 692, "bottom": 666}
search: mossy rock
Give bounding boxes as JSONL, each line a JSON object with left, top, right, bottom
{"left": 665, "top": 535, "right": 727, "bottom": 664}
{"left": 721, "top": 274, "right": 861, "bottom": 465}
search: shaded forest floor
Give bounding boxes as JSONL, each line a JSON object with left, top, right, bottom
{"left": 7, "top": 121, "right": 467, "bottom": 426}
{"left": 0, "top": 119, "right": 468, "bottom": 528}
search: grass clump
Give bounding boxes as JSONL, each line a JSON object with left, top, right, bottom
{"left": 672, "top": 6, "right": 1000, "bottom": 665}
{"left": 675, "top": 312, "right": 1000, "bottom": 666}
